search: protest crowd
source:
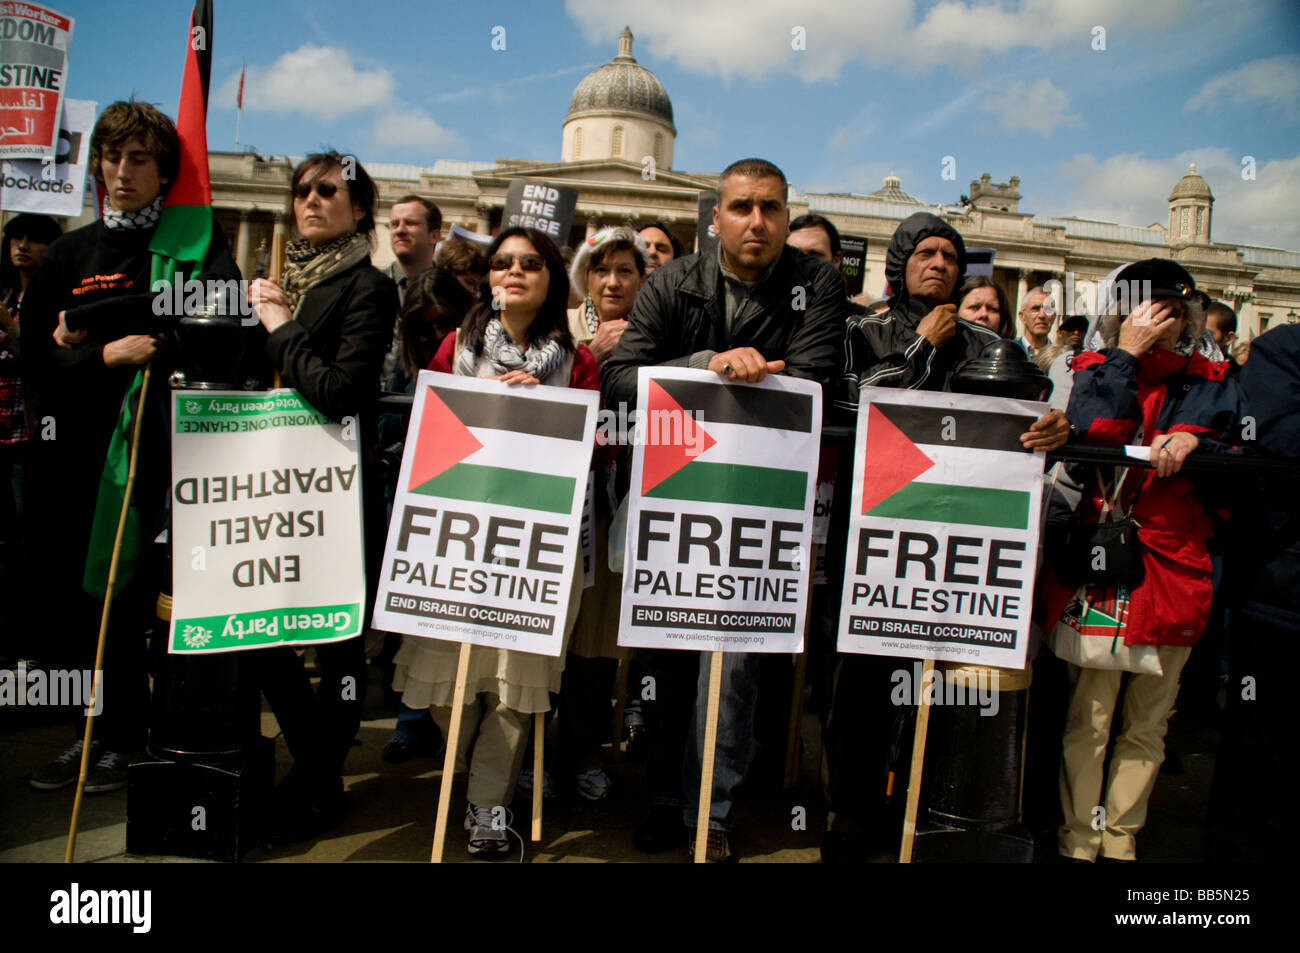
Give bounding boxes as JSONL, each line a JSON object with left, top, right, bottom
{"left": 1, "top": 96, "right": 1294, "bottom": 866}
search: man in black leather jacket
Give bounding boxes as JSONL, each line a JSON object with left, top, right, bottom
{"left": 601, "top": 158, "right": 845, "bottom": 861}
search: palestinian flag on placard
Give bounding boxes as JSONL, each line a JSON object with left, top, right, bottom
{"left": 407, "top": 384, "right": 587, "bottom": 514}
{"left": 84, "top": 0, "right": 214, "bottom": 598}
{"left": 859, "top": 402, "right": 1037, "bottom": 530}
{"left": 640, "top": 377, "right": 814, "bottom": 510}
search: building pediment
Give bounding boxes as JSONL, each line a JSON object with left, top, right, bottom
{"left": 472, "top": 158, "right": 714, "bottom": 193}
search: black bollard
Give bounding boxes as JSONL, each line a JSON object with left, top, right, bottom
{"left": 912, "top": 664, "right": 1036, "bottom": 862}
{"left": 907, "top": 340, "right": 1050, "bottom": 863}
{"left": 125, "top": 298, "right": 273, "bottom": 862}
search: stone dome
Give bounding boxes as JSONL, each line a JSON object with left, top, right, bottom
{"left": 1168, "top": 163, "right": 1213, "bottom": 202}
{"left": 869, "top": 174, "right": 924, "bottom": 205}
{"left": 566, "top": 28, "right": 675, "bottom": 132}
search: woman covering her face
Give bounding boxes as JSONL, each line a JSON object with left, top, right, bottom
{"left": 1038, "top": 258, "right": 1240, "bottom": 864}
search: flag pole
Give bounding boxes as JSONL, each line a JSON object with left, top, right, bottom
{"left": 66, "top": 363, "right": 153, "bottom": 863}
{"left": 234, "top": 58, "right": 244, "bottom": 150}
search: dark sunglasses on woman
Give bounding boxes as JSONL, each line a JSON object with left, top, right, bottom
{"left": 488, "top": 253, "right": 546, "bottom": 272}
{"left": 293, "top": 180, "right": 344, "bottom": 200}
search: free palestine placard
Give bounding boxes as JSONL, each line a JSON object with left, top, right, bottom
{"left": 838, "top": 386, "right": 1047, "bottom": 669}
{"left": 619, "top": 367, "right": 821, "bottom": 654}
{"left": 373, "top": 371, "right": 597, "bottom": 657}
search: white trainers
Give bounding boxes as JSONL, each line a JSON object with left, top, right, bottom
{"left": 464, "top": 802, "right": 513, "bottom": 858}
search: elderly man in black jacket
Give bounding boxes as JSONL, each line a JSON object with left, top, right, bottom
{"left": 602, "top": 158, "right": 845, "bottom": 862}
{"left": 821, "top": 212, "right": 1068, "bottom": 861}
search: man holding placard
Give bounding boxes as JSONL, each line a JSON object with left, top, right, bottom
{"left": 822, "top": 212, "right": 1068, "bottom": 861}
{"left": 603, "top": 157, "right": 844, "bottom": 861}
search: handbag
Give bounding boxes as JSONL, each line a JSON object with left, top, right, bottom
{"left": 1055, "top": 467, "right": 1145, "bottom": 587}
{"left": 1048, "top": 582, "right": 1163, "bottom": 675}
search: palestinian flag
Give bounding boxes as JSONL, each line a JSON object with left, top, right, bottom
{"left": 407, "top": 383, "right": 588, "bottom": 514}
{"left": 84, "top": 0, "right": 214, "bottom": 598}
{"left": 640, "top": 376, "right": 814, "bottom": 511}
{"left": 1069, "top": 587, "right": 1131, "bottom": 638}
{"left": 859, "top": 401, "right": 1037, "bottom": 531}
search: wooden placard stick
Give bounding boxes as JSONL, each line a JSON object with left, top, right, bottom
{"left": 66, "top": 365, "right": 153, "bottom": 863}
{"left": 269, "top": 229, "right": 285, "bottom": 387}
{"left": 898, "top": 656, "right": 935, "bottom": 864}
{"left": 609, "top": 656, "right": 629, "bottom": 763}
{"left": 693, "top": 650, "right": 724, "bottom": 864}
{"left": 531, "top": 713, "right": 543, "bottom": 841}
{"left": 430, "top": 642, "right": 472, "bottom": 863}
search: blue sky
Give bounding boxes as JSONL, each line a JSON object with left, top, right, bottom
{"left": 61, "top": 0, "right": 1300, "bottom": 249}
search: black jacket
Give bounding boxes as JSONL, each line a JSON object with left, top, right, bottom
{"left": 264, "top": 259, "right": 397, "bottom": 422}
{"left": 1227, "top": 324, "right": 1300, "bottom": 630}
{"left": 601, "top": 245, "right": 846, "bottom": 409}
{"left": 837, "top": 212, "right": 998, "bottom": 416}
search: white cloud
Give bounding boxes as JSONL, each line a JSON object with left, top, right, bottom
{"left": 564, "top": 0, "right": 1198, "bottom": 81}
{"left": 1051, "top": 147, "right": 1300, "bottom": 250}
{"left": 979, "top": 79, "right": 1082, "bottom": 136}
{"left": 1185, "top": 54, "right": 1300, "bottom": 121}
{"left": 216, "top": 45, "right": 394, "bottom": 119}
{"left": 370, "top": 109, "right": 467, "bottom": 155}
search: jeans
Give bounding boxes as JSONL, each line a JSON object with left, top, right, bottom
{"left": 641, "top": 647, "right": 761, "bottom": 833}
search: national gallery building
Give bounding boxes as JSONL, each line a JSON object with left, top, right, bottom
{"left": 72, "top": 29, "right": 1300, "bottom": 340}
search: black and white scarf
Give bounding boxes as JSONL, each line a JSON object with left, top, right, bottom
{"left": 456, "top": 316, "right": 566, "bottom": 381}
{"left": 102, "top": 195, "right": 163, "bottom": 230}
{"left": 583, "top": 297, "right": 600, "bottom": 335}
{"left": 281, "top": 232, "right": 372, "bottom": 318}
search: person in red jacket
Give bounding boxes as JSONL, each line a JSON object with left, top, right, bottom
{"left": 1041, "top": 259, "right": 1240, "bottom": 862}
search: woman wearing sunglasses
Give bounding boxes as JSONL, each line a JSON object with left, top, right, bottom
{"left": 392, "top": 226, "right": 597, "bottom": 857}
{"left": 247, "top": 152, "right": 397, "bottom": 844}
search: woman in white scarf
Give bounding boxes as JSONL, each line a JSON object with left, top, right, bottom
{"left": 398, "top": 226, "right": 598, "bottom": 857}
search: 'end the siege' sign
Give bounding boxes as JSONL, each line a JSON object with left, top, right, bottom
{"left": 502, "top": 179, "right": 578, "bottom": 241}
{"left": 837, "top": 387, "right": 1047, "bottom": 669}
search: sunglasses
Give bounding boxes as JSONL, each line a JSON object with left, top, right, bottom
{"left": 292, "top": 180, "right": 345, "bottom": 200}
{"left": 488, "top": 253, "right": 546, "bottom": 272}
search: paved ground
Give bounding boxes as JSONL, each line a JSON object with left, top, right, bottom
{"left": 0, "top": 660, "right": 1219, "bottom": 864}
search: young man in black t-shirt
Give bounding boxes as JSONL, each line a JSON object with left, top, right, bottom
{"left": 21, "top": 100, "right": 239, "bottom": 793}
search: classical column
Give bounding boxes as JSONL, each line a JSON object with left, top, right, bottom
{"left": 1014, "top": 270, "right": 1029, "bottom": 325}
{"left": 234, "top": 211, "right": 253, "bottom": 278}
{"left": 476, "top": 203, "right": 491, "bottom": 236}
{"left": 585, "top": 215, "right": 601, "bottom": 240}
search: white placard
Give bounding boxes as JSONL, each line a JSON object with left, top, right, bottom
{"left": 169, "top": 390, "right": 366, "bottom": 654}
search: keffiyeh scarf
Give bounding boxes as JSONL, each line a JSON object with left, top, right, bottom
{"left": 280, "top": 232, "right": 372, "bottom": 318}
{"left": 456, "top": 316, "right": 566, "bottom": 381}
{"left": 102, "top": 195, "right": 163, "bottom": 230}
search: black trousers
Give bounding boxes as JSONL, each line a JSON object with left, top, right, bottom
{"left": 1206, "top": 613, "right": 1289, "bottom": 862}
{"left": 253, "top": 636, "right": 366, "bottom": 789}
